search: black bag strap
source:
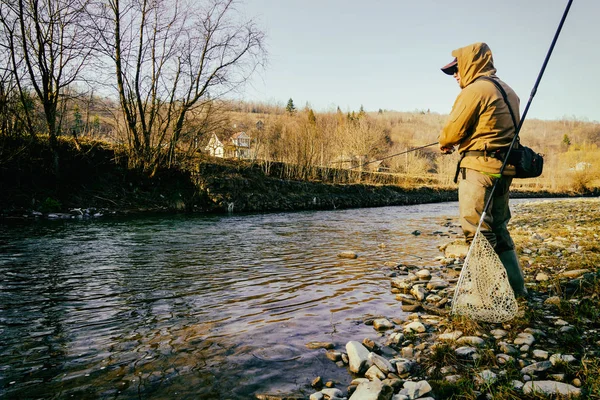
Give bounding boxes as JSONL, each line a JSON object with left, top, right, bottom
{"left": 477, "top": 76, "right": 519, "bottom": 142}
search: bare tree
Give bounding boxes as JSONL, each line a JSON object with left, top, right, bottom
{"left": 0, "top": 0, "right": 94, "bottom": 173}
{"left": 93, "top": 0, "right": 265, "bottom": 172}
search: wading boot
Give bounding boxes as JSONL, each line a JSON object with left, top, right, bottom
{"left": 498, "top": 250, "right": 528, "bottom": 297}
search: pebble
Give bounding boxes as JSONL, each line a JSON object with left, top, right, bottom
{"left": 522, "top": 381, "right": 581, "bottom": 397}
{"left": 558, "top": 269, "right": 589, "bottom": 278}
{"left": 306, "top": 342, "right": 335, "bottom": 350}
{"left": 338, "top": 251, "right": 358, "bottom": 259}
{"left": 438, "top": 331, "right": 463, "bottom": 341}
{"left": 373, "top": 318, "right": 394, "bottom": 331}
{"left": 456, "top": 336, "right": 485, "bottom": 347}
{"left": 403, "top": 321, "right": 426, "bottom": 333}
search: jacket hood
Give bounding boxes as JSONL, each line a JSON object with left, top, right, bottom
{"left": 452, "top": 42, "right": 497, "bottom": 88}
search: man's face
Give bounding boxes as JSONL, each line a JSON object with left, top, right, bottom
{"left": 453, "top": 70, "right": 461, "bottom": 86}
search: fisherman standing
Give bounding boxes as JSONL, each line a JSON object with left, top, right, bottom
{"left": 438, "top": 42, "right": 527, "bottom": 297}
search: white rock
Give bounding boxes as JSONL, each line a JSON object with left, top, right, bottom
{"left": 550, "top": 354, "right": 577, "bottom": 365}
{"left": 415, "top": 269, "right": 431, "bottom": 280}
{"left": 426, "top": 279, "right": 449, "bottom": 290}
{"left": 536, "top": 272, "right": 550, "bottom": 281}
{"left": 410, "top": 285, "right": 427, "bottom": 301}
{"left": 346, "top": 341, "right": 371, "bottom": 374}
{"left": 521, "top": 361, "right": 553, "bottom": 375}
{"left": 368, "top": 353, "right": 394, "bottom": 374}
{"left": 387, "top": 332, "right": 404, "bottom": 345}
{"left": 321, "top": 388, "right": 344, "bottom": 398}
{"left": 558, "top": 269, "right": 589, "bottom": 279}
{"left": 396, "top": 360, "right": 416, "bottom": 374}
{"left": 544, "top": 296, "right": 562, "bottom": 306}
{"left": 455, "top": 346, "right": 477, "bottom": 358}
{"left": 477, "top": 370, "right": 498, "bottom": 385}
{"left": 373, "top": 318, "right": 394, "bottom": 331}
{"left": 349, "top": 380, "right": 391, "bottom": 400}
{"left": 365, "top": 365, "right": 386, "bottom": 380}
{"left": 514, "top": 333, "right": 535, "bottom": 346}
{"left": 338, "top": 251, "right": 358, "bottom": 259}
{"left": 512, "top": 380, "right": 525, "bottom": 390}
{"left": 438, "top": 331, "right": 463, "bottom": 341}
{"left": 490, "top": 329, "right": 508, "bottom": 339}
{"left": 403, "top": 321, "right": 426, "bottom": 333}
{"left": 391, "top": 278, "right": 413, "bottom": 292}
{"left": 457, "top": 336, "right": 485, "bottom": 347}
{"left": 523, "top": 381, "right": 581, "bottom": 397}
{"left": 400, "top": 380, "right": 432, "bottom": 399}
{"left": 533, "top": 350, "right": 549, "bottom": 360}
{"left": 309, "top": 392, "right": 324, "bottom": 400}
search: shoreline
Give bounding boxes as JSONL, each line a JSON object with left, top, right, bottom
{"left": 268, "top": 198, "right": 600, "bottom": 400}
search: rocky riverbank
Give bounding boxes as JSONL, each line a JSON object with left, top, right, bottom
{"left": 257, "top": 198, "right": 600, "bottom": 400}
{"left": 1, "top": 137, "right": 578, "bottom": 220}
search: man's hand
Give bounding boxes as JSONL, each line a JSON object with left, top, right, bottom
{"left": 440, "top": 146, "right": 455, "bottom": 154}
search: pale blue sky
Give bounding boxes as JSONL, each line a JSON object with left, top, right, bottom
{"left": 238, "top": 0, "right": 599, "bottom": 121}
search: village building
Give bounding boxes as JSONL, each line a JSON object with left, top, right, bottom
{"left": 205, "top": 131, "right": 253, "bottom": 159}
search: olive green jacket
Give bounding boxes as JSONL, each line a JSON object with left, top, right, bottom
{"left": 439, "top": 42, "right": 520, "bottom": 175}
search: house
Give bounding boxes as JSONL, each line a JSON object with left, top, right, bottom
{"left": 230, "top": 131, "right": 251, "bottom": 159}
{"left": 205, "top": 133, "right": 225, "bottom": 158}
{"left": 204, "top": 131, "right": 253, "bottom": 159}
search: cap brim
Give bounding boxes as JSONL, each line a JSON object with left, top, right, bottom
{"left": 441, "top": 58, "right": 458, "bottom": 75}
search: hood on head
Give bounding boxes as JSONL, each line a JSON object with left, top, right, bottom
{"left": 452, "top": 42, "right": 497, "bottom": 88}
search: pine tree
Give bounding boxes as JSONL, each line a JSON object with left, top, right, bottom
{"left": 286, "top": 98, "right": 296, "bottom": 115}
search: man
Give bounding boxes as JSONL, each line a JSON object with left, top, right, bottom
{"left": 439, "top": 42, "right": 527, "bottom": 296}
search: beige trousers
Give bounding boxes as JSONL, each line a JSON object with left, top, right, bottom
{"left": 458, "top": 168, "right": 515, "bottom": 253}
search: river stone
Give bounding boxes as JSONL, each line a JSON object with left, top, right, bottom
{"left": 498, "top": 342, "right": 520, "bottom": 356}
{"left": 326, "top": 351, "right": 342, "bottom": 362}
{"left": 533, "top": 350, "right": 549, "bottom": 360}
{"left": 558, "top": 269, "right": 589, "bottom": 279}
{"left": 395, "top": 359, "right": 416, "bottom": 374}
{"left": 490, "top": 329, "right": 508, "bottom": 339}
{"left": 415, "top": 269, "right": 431, "bottom": 280}
{"left": 550, "top": 354, "right": 577, "bottom": 365}
{"left": 497, "top": 354, "right": 514, "bottom": 364}
{"left": 309, "top": 392, "right": 324, "bottom": 400}
{"left": 443, "top": 242, "right": 469, "bottom": 258}
{"left": 338, "top": 251, "right": 358, "bottom": 259}
{"left": 365, "top": 365, "right": 386, "bottom": 380}
{"left": 399, "top": 380, "right": 432, "bottom": 399}
{"left": 455, "top": 346, "right": 477, "bottom": 358}
{"left": 426, "top": 279, "right": 449, "bottom": 290}
{"left": 368, "top": 352, "right": 394, "bottom": 374}
{"left": 514, "top": 333, "right": 535, "bottom": 346}
{"left": 321, "top": 388, "right": 344, "bottom": 399}
{"left": 349, "top": 380, "right": 393, "bottom": 400}
{"left": 476, "top": 370, "right": 498, "bottom": 385}
{"left": 306, "top": 342, "right": 335, "bottom": 350}
{"left": 457, "top": 336, "right": 485, "bottom": 347}
{"left": 403, "top": 321, "right": 426, "bottom": 333}
{"left": 536, "top": 272, "right": 550, "bottom": 281}
{"left": 346, "top": 341, "right": 371, "bottom": 374}
{"left": 521, "top": 361, "right": 553, "bottom": 375}
{"left": 391, "top": 277, "right": 413, "bottom": 292}
{"left": 373, "top": 318, "right": 394, "bottom": 331}
{"left": 438, "top": 331, "right": 463, "bottom": 341}
{"left": 387, "top": 332, "right": 405, "bottom": 345}
{"left": 523, "top": 381, "right": 581, "bottom": 397}
{"left": 410, "top": 285, "right": 427, "bottom": 301}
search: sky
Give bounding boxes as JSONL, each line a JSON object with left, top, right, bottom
{"left": 237, "top": 0, "right": 599, "bottom": 122}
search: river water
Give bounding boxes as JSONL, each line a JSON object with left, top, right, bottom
{"left": 0, "top": 202, "right": 476, "bottom": 399}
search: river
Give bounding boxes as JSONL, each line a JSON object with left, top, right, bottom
{"left": 0, "top": 201, "right": 490, "bottom": 399}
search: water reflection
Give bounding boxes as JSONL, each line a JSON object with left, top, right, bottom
{"left": 1, "top": 203, "right": 464, "bottom": 398}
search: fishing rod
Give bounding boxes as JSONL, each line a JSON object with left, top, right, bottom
{"left": 349, "top": 141, "right": 439, "bottom": 170}
{"left": 481, "top": 0, "right": 573, "bottom": 216}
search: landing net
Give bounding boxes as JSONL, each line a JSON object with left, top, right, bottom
{"left": 451, "top": 229, "right": 518, "bottom": 323}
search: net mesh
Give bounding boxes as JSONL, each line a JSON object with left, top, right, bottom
{"left": 451, "top": 230, "right": 518, "bottom": 323}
